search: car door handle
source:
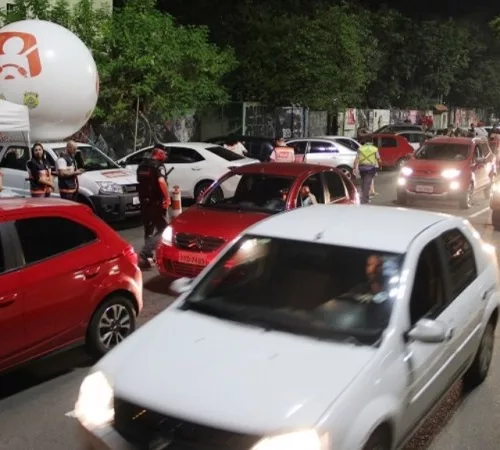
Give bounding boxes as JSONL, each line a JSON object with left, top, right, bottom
{"left": 0, "top": 293, "right": 17, "bottom": 307}
{"left": 191, "top": 168, "right": 202, "bottom": 171}
{"left": 83, "top": 266, "right": 101, "bottom": 279}
{"left": 446, "top": 328, "right": 454, "bottom": 341}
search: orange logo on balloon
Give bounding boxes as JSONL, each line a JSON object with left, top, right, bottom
{"left": 0, "top": 31, "right": 42, "bottom": 80}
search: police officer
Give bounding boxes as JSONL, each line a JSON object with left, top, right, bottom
{"left": 354, "top": 137, "right": 382, "bottom": 204}
{"left": 27, "top": 142, "right": 54, "bottom": 197}
{"left": 56, "top": 140, "right": 84, "bottom": 201}
{"left": 137, "top": 147, "right": 171, "bottom": 268}
{"left": 270, "top": 138, "right": 295, "bottom": 163}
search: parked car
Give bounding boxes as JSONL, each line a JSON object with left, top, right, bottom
{"left": 156, "top": 163, "right": 358, "bottom": 279}
{"left": 205, "top": 136, "right": 275, "bottom": 162}
{"left": 397, "top": 137, "right": 496, "bottom": 209}
{"left": 76, "top": 204, "right": 499, "bottom": 450}
{"left": 319, "top": 135, "right": 361, "bottom": 152}
{"left": 285, "top": 138, "right": 357, "bottom": 179}
{"left": 0, "top": 198, "right": 143, "bottom": 374}
{"left": 116, "top": 142, "right": 259, "bottom": 200}
{"left": 373, "top": 123, "right": 423, "bottom": 134}
{"left": 0, "top": 142, "right": 140, "bottom": 221}
{"left": 394, "top": 130, "right": 429, "bottom": 150}
{"left": 360, "top": 133, "right": 415, "bottom": 169}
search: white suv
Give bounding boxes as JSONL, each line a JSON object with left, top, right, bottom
{"left": 75, "top": 205, "right": 499, "bottom": 450}
{"left": 0, "top": 142, "right": 140, "bottom": 221}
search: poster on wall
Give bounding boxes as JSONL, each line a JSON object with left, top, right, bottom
{"left": 373, "top": 110, "right": 390, "bottom": 131}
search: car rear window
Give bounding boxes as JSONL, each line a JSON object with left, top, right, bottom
{"left": 206, "top": 145, "right": 245, "bottom": 161}
{"left": 415, "top": 143, "right": 470, "bottom": 161}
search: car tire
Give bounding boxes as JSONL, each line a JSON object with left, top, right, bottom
{"left": 362, "top": 426, "right": 392, "bottom": 450}
{"left": 395, "top": 158, "right": 407, "bottom": 170}
{"left": 86, "top": 295, "right": 136, "bottom": 358}
{"left": 463, "top": 321, "right": 495, "bottom": 392}
{"left": 492, "top": 210, "right": 500, "bottom": 231}
{"left": 195, "top": 181, "right": 223, "bottom": 203}
{"left": 337, "top": 165, "right": 353, "bottom": 180}
{"left": 459, "top": 183, "right": 474, "bottom": 209}
{"left": 77, "top": 194, "right": 95, "bottom": 213}
{"left": 396, "top": 190, "right": 407, "bottom": 205}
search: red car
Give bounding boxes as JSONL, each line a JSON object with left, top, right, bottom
{"left": 156, "top": 163, "right": 359, "bottom": 278}
{"left": 397, "top": 137, "right": 496, "bottom": 209}
{"left": 360, "top": 133, "right": 415, "bottom": 169}
{"left": 0, "top": 198, "right": 143, "bottom": 374}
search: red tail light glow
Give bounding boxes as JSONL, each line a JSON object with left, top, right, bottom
{"left": 123, "top": 245, "right": 138, "bottom": 266}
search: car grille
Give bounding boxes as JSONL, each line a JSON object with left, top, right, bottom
{"left": 124, "top": 184, "right": 139, "bottom": 193}
{"left": 113, "top": 397, "right": 261, "bottom": 450}
{"left": 163, "top": 259, "right": 205, "bottom": 277}
{"left": 409, "top": 177, "right": 446, "bottom": 186}
{"left": 174, "top": 233, "right": 225, "bottom": 253}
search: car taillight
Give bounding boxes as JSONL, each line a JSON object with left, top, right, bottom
{"left": 123, "top": 245, "right": 138, "bottom": 266}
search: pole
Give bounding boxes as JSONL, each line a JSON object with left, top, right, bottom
{"left": 242, "top": 102, "right": 247, "bottom": 135}
{"left": 133, "top": 96, "right": 140, "bottom": 151}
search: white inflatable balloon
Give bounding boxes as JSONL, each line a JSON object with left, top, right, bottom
{"left": 0, "top": 19, "right": 99, "bottom": 141}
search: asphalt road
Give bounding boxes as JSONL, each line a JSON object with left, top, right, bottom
{"left": 0, "top": 171, "right": 499, "bottom": 450}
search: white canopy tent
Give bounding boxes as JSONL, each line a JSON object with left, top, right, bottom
{"left": 0, "top": 99, "right": 30, "bottom": 138}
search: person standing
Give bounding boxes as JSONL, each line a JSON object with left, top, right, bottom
{"left": 269, "top": 138, "right": 295, "bottom": 162}
{"left": 56, "top": 140, "right": 83, "bottom": 201}
{"left": 27, "top": 143, "right": 54, "bottom": 197}
{"left": 354, "top": 137, "right": 382, "bottom": 204}
{"left": 224, "top": 136, "right": 248, "bottom": 156}
{"left": 136, "top": 147, "right": 171, "bottom": 268}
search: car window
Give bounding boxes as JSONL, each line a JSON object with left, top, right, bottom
{"left": 323, "top": 171, "right": 347, "bottom": 201}
{"left": 15, "top": 217, "right": 97, "bottom": 265}
{"left": 380, "top": 137, "right": 397, "bottom": 148}
{"left": 309, "top": 141, "right": 338, "bottom": 153}
{"left": 200, "top": 173, "right": 295, "bottom": 213}
{"left": 409, "top": 239, "right": 446, "bottom": 326}
{"left": 287, "top": 141, "right": 307, "bottom": 155}
{"left": 127, "top": 148, "right": 152, "bottom": 165}
{"left": 204, "top": 145, "right": 242, "bottom": 161}
{"left": 0, "top": 146, "right": 30, "bottom": 170}
{"left": 53, "top": 146, "right": 119, "bottom": 171}
{"left": 298, "top": 174, "right": 325, "bottom": 206}
{"left": 402, "top": 133, "right": 421, "bottom": 143}
{"left": 415, "top": 143, "right": 470, "bottom": 161}
{"left": 184, "top": 236, "right": 403, "bottom": 346}
{"left": 336, "top": 138, "right": 358, "bottom": 151}
{"left": 440, "top": 229, "right": 477, "bottom": 299}
{"left": 479, "top": 143, "right": 491, "bottom": 158}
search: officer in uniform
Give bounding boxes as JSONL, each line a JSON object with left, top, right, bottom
{"left": 270, "top": 138, "right": 295, "bottom": 163}
{"left": 354, "top": 137, "right": 382, "bottom": 204}
{"left": 137, "top": 147, "right": 171, "bottom": 268}
{"left": 27, "top": 142, "right": 55, "bottom": 197}
{"left": 56, "top": 140, "right": 84, "bottom": 201}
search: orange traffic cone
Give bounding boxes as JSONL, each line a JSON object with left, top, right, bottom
{"left": 171, "top": 185, "right": 182, "bottom": 218}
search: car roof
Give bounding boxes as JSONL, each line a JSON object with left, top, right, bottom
{"left": 159, "top": 142, "right": 220, "bottom": 150}
{"left": 395, "top": 130, "right": 426, "bottom": 134}
{"left": 0, "top": 197, "right": 83, "bottom": 214}
{"left": 230, "top": 162, "right": 336, "bottom": 177}
{"left": 318, "top": 135, "right": 357, "bottom": 140}
{"left": 246, "top": 204, "right": 452, "bottom": 253}
{"left": 426, "top": 136, "right": 479, "bottom": 145}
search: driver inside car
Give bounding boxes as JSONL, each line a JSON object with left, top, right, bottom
{"left": 299, "top": 184, "right": 318, "bottom": 207}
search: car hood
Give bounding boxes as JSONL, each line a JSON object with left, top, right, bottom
{"left": 406, "top": 158, "right": 468, "bottom": 175}
{"left": 99, "top": 309, "right": 376, "bottom": 434}
{"left": 172, "top": 205, "right": 270, "bottom": 241}
{"left": 82, "top": 169, "right": 137, "bottom": 185}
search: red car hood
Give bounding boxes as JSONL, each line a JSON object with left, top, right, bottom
{"left": 406, "top": 158, "right": 468, "bottom": 175}
{"left": 172, "top": 205, "right": 270, "bottom": 241}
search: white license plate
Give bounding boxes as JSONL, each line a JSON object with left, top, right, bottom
{"left": 132, "top": 196, "right": 140, "bottom": 205}
{"left": 178, "top": 251, "right": 207, "bottom": 266}
{"left": 416, "top": 185, "right": 434, "bottom": 193}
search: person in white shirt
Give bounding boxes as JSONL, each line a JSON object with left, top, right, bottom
{"left": 224, "top": 137, "right": 248, "bottom": 156}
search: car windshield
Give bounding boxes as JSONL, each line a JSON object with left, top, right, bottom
{"left": 415, "top": 143, "right": 470, "bottom": 161}
{"left": 53, "top": 146, "right": 119, "bottom": 171}
{"left": 183, "top": 236, "right": 403, "bottom": 346}
{"left": 199, "top": 173, "right": 295, "bottom": 213}
{"left": 206, "top": 145, "right": 245, "bottom": 161}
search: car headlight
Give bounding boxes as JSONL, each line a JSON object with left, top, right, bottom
{"left": 74, "top": 371, "right": 114, "bottom": 428}
{"left": 162, "top": 226, "right": 173, "bottom": 245}
{"left": 251, "top": 430, "right": 325, "bottom": 450}
{"left": 96, "top": 181, "right": 124, "bottom": 194}
{"left": 441, "top": 169, "right": 461, "bottom": 179}
{"left": 400, "top": 167, "right": 413, "bottom": 176}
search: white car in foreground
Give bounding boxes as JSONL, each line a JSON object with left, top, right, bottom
{"left": 75, "top": 205, "right": 499, "bottom": 450}
{"left": 116, "top": 142, "right": 259, "bottom": 200}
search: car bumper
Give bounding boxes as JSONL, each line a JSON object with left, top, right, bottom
{"left": 90, "top": 193, "right": 141, "bottom": 222}
{"left": 155, "top": 242, "right": 220, "bottom": 278}
{"left": 77, "top": 421, "right": 133, "bottom": 450}
{"left": 397, "top": 177, "right": 464, "bottom": 200}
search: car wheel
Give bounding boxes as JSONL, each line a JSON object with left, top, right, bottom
{"left": 337, "top": 165, "right": 353, "bottom": 180}
{"left": 77, "top": 194, "right": 95, "bottom": 213}
{"left": 459, "top": 183, "right": 474, "bottom": 209}
{"left": 395, "top": 158, "right": 407, "bottom": 170}
{"left": 396, "top": 190, "right": 407, "bottom": 205}
{"left": 492, "top": 210, "right": 500, "bottom": 231}
{"left": 363, "top": 426, "right": 391, "bottom": 450}
{"left": 86, "top": 295, "right": 136, "bottom": 358}
{"left": 463, "top": 322, "right": 495, "bottom": 392}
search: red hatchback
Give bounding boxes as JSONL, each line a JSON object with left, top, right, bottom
{"left": 397, "top": 137, "right": 496, "bottom": 209}
{"left": 156, "top": 163, "right": 359, "bottom": 279}
{"left": 361, "top": 133, "right": 415, "bottom": 169}
{"left": 0, "top": 198, "right": 143, "bottom": 374}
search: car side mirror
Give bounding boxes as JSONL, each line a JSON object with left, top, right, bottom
{"left": 170, "top": 277, "right": 193, "bottom": 295}
{"left": 407, "top": 318, "right": 450, "bottom": 344}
